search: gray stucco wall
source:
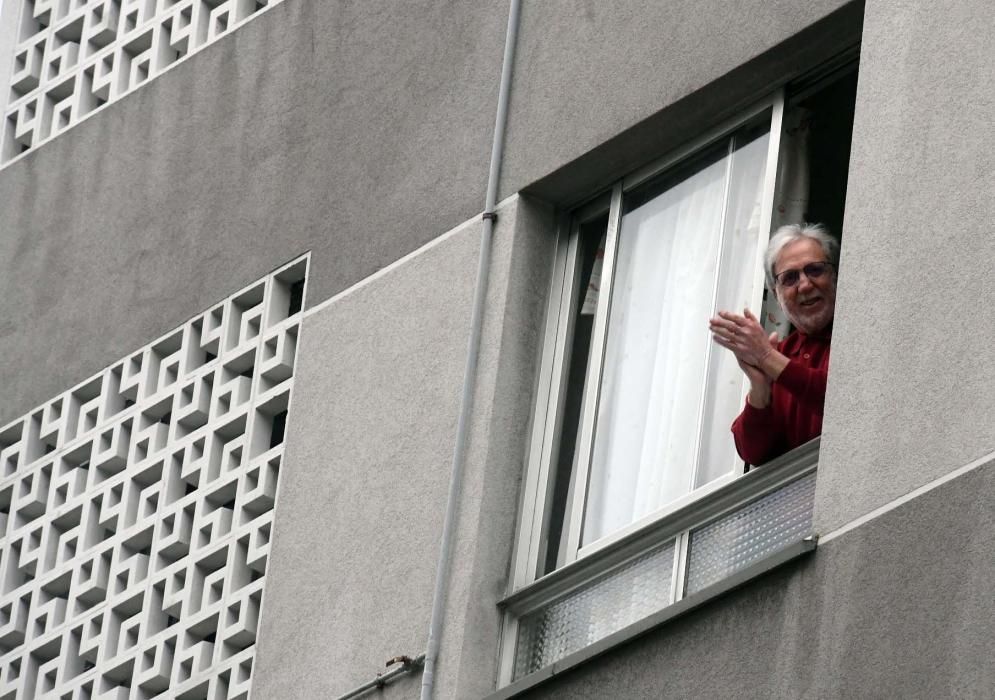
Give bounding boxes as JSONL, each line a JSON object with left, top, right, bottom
{"left": 501, "top": 0, "right": 861, "bottom": 205}
{"left": 816, "top": 0, "right": 995, "bottom": 532}
{"left": 429, "top": 198, "right": 555, "bottom": 700}
{"left": 5, "top": 0, "right": 995, "bottom": 696}
{"left": 250, "top": 218, "right": 476, "bottom": 699}
{"left": 0, "top": 0, "right": 868, "bottom": 429}
{"left": 252, "top": 196, "right": 556, "bottom": 699}
{"left": 0, "top": 0, "right": 506, "bottom": 426}
{"left": 516, "top": 458, "right": 995, "bottom": 700}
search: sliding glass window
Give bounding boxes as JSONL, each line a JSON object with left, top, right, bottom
{"left": 526, "top": 102, "right": 781, "bottom": 578}
{"left": 500, "top": 65, "right": 859, "bottom": 691}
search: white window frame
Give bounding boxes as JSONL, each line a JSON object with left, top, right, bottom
{"left": 495, "top": 47, "right": 865, "bottom": 686}
{"left": 512, "top": 91, "right": 785, "bottom": 590}
{"left": 499, "top": 92, "right": 793, "bottom": 685}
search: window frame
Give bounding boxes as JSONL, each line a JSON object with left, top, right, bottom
{"left": 500, "top": 90, "right": 793, "bottom": 687}
{"left": 498, "top": 51, "right": 861, "bottom": 688}
{"left": 511, "top": 90, "right": 787, "bottom": 595}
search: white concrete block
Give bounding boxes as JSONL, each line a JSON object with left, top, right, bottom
{"left": 0, "top": 259, "right": 306, "bottom": 698}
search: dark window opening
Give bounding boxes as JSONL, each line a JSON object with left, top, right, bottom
{"left": 794, "top": 70, "right": 857, "bottom": 244}
{"left": 287, "top": 280, "right": 305, "bottom": 317}
{"left": 269, "top": 410, "right": 287, "bottom": 449}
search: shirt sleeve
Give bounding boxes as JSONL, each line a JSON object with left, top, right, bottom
{"left": 731, "top": 399, "right": 784, "bottom": 466}
{"left": 775, "top": 359, "right": 829, "bottom": 415}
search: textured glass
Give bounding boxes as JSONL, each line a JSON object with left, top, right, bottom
{"left": 513, "top": 541, "right": 675, "bottom": 679}
{"left": 685, "top": 472, "right": 816, "bottom": 595}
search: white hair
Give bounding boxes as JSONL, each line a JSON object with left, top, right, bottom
{"left": 764, "top": 223, "right": 840, "bottom": 289}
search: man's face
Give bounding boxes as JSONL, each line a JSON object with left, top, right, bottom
{"left": 773, "top": 238, "right": 837, "bottom": 334}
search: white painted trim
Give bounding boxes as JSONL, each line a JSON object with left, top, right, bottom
{"left": 0, "top": 0, "right": 20, "bottom": 161}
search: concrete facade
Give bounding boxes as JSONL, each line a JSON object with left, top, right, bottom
{"left": 251, "top": 197, "right": 555, "bottom": 699}
{"left": 816, "top": 0, "right": 995, "bottom": 532}
{"left": 2, "top": 0, "right": 994, "bottom": 697}
{"left": 0, "top": 0, "right": 507, "bottom": 424}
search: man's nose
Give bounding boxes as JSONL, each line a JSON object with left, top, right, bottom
{"left": 797, "top": 273, "right": 815, "bottom": 292}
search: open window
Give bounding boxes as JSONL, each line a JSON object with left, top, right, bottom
{"left": 499, "top": 64, "right": 857, "bottom": 690}
{"left": 540, "top": 111, "right": 777, "bottom": 574}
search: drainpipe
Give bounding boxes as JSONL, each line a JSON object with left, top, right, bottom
{"left": 419, "top": 1, "right": 522, "bottom": 699}
{"left": 333, "top": 655, "right": 426, "bottom": 700}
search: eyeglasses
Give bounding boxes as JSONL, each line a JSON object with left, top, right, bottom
{"left": 774, "top": 261, "right": 835, "bottom": 288}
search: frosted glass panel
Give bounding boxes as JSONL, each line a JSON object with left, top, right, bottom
{"left": 513, "top": 540, "right": 675, "bottom": 679}
{"left": 582, "top": 121, "right": 772, "bottom": 547}
{"left": 685, "top": 472, "right": 815, "bottom": 594}
{"left": 511, "top": 463, "right": 818, "bottom": 680}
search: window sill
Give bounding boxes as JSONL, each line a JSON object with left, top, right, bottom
{"left": 495, "top": 438, "right": 820, "bottom": 695}
{"left": 488, "top": 537, "right": 816, "bottom": 700}
{"left": 502, "top": 438, "right": 819, "bottom": 616}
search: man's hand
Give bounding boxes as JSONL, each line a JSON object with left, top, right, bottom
{"left": 709, "top": 309, "right": 776, "bottom": 366}
{"left": 709, "top": 308, "right": 784, "bottom": 408}
{"left": 736, "top": 354, "right": 769, "bottom": 387}
{"left": 737, "top": 354, "right": 773, "bottom": 408}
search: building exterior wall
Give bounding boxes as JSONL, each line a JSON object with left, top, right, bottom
{"left": 816, "top": 0, "right": 995, "bottom": 532}
{"left": 516, "top": 461, "right": 995, "bottom": 699}
{"left": 252, "top": 196, "right": 554, "bottom": 699}
{"left": 1, "top": 0, "right": 994, "bottom": 698}
{"left": 501, "top": 0, "right": 854, "bottom": 202}
{"left": 0, "top": 0, "right": 507, "bottom": 425}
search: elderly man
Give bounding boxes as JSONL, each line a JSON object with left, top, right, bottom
{"left": 709, "top": 223, "right": 839, "bottom": 465}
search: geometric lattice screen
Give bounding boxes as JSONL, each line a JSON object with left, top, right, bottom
{"left": 0, "top": 256, "right": 306, "bottom": 699}
{"left": 2, "top": 0, "right": 287, "bottom": 163}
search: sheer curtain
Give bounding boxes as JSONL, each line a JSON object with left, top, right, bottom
{"left": 581, "top": 131, "right": 770, "bottom": 547}
{"left": 696, "top": 133, "right": 771, "bottom": 486}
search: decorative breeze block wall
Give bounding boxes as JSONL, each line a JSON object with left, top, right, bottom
{"left": 0, "top": 256, "right": 307, "bottom": 699}
{"left": 2, "top": 0, "right": 285, "bottom": 163}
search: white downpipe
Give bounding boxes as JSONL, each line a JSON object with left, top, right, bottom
{"left": 419, "top": 1, "right": 522, "bottom": 698}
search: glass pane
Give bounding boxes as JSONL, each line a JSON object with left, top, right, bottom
{"left": 695, "top": 124, "right": 771, "bottom": 487}
{"left": 513, "top": 539, "right": 675, "bottom": 679}
{"left": 685, "top": 471, "right": 815, "bottom": 594}
{"left": 581, "top": 120, "right": 771, "bottom": 547}
{"left": 541, "top": 214, "right": 609, "bottom": 575}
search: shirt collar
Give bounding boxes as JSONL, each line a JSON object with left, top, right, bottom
{"left": 797, "top": 319, "right": 834, "bottom": 342}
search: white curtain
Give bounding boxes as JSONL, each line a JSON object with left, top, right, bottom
{"left": 696, "top": 133, "right": 771, "bottom": 486}
{"left": 582, "top": 131, "right": 770, "bottom": 547}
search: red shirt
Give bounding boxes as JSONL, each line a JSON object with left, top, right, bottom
{"left": 731, "top": 327, "right": 831, "bottom": 465}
